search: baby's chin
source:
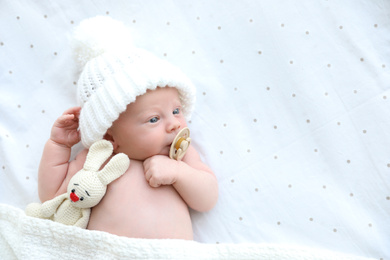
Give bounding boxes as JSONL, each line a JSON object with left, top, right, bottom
{"left": 125, "top": 146, "right": 171, "bottom": 161}
{"left": 158, "top": 145, "right": 171, "bottom": 157}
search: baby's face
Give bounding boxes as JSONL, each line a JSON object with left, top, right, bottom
{"left": 107, "top": 87, "right": 187, "bottom": 160}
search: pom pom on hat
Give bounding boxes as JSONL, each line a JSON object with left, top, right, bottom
{"left": 73, "top": 16, "right": 196, "bottom": 148}
{"left": 72, "top": 16, "right": 134, "bottom": 70}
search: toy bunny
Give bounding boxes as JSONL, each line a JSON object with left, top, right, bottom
{"left": 25, "top": 140, "right": 130, "bottom": 228}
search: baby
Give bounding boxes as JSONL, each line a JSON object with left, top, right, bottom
{"left": 37, "top": 17, "right": 218, "bottom": 240}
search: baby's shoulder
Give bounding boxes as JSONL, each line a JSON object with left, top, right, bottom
{"left": 72, "top": 148, "right": 88, "bottom": 168}
{"left": 68, "top": 148, "right": 88, "bottom": 175}
{"left": 75, "top": 148, "right": 89, "bottom": 161}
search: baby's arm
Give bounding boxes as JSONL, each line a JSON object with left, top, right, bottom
{"left": 143, "top": 146, "right": 218, "bottom": 212}
{"left": 38, "top": 107, "right": 83, "bottom": 202}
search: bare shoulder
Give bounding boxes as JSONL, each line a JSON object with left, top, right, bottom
{"left": 65, "top": 149, "right": 88, "bottom": 181}
{"left": 71, "top": 148, "right": 88, "bottom": 170}
{"left": 53, "top": 148, "right": 89, "bottom": 197}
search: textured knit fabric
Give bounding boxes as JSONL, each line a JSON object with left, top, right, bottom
{"left": 73, "top": 16, "right": 197, "bottom": 148}
{"left": 0, "top": 204, "right": 374, "bottom": 260}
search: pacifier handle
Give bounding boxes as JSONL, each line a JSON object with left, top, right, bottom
{"left": 169, "top": 127, "right": 191, "bottom": 161}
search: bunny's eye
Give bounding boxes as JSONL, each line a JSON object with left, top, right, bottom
{"left": 80, "top": 197, "right": 84, "bottom": 201}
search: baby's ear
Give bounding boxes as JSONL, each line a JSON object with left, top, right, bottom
{"left": 103, "top": 131, "right": 119, "bottom": 152}
{"left": 97, "top": 153, "right": 130, "bottom": 185}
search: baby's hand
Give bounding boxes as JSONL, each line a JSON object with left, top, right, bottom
{"left": 50, "top": 107, "right": 81, "bottom": 148}
{"left": 143, "top": 155, "right": 178, "bottom": 188}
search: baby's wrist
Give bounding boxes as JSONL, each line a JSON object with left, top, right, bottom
{"left": 48, "top": 138, "right": 73, "bottom": 149}
{"left": 172, "top": 160, "right": 187, "bottom": 182}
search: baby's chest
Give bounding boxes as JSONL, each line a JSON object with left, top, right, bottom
{"left": 89, "top": 161, "right": 189, "bottom": 233}
{"left": 102, "top": 161, "right": 180, "bottom": 206}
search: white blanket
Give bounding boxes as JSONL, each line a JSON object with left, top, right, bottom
{"left": 0, "top": 204, "right": 373, "bottom": 260}
{"left": 0, "top": 0, "right": 389, "bottom": 259}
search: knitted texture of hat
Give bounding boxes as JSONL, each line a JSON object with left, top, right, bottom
{"left": 72, "top": 16, "right": 196, "bottom": 148}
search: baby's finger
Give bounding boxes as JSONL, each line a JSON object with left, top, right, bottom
{"left": 144, "top": 169, "right": 151, "bottom": 182}
{"left": 62, "top": 106, "right": 81, "bottom": 117}
{"left": 143, "top": 158, "right": 151, "bottom": 172}
{"left": 72, "top": 107, "right": 81, "bottom": 119}
{"left": 58, "top": 114, "right": 77, "bottom": 125}
{"left": 143, "top": 160, "right": 151, "bottom": 180}
{"left": 148, "top": 177, "right": 161, "bottom": 188}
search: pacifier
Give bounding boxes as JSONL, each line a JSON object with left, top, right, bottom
{"left": 169, "top": 127, "right": 191, "bottom": 161}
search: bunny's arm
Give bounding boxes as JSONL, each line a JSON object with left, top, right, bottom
{"left": 40, "top": 193, "right": 68, "bottom": 218}
{"left": 74, "top": 208, "right": 91, "bottom": 229}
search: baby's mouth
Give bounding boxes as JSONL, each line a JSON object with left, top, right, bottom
{"left": 159, "top": 144, "right": 172, "bottom": 156}
{"left": 164, "top": 137, "right": 177, "bottom": 156}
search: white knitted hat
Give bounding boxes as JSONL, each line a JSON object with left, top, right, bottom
{"left": 72, "top": 16, "right": 196, "bottom": 148}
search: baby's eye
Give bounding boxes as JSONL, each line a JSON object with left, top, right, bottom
{"left": 149, "top": 117, "right": 159, "bottom": 123}
{"left": 173, "top": 108, "right": 180, "bottom": 115}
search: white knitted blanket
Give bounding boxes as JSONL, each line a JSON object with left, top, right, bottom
{"left": 0, "top": 204, "right": 372, "bottom": 260}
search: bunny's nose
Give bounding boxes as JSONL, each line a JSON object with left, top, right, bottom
{"left": 70, "top": 190, "right": 79, "bottom": 202}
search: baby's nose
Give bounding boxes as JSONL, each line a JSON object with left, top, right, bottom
{"left": 168, "top": 118, "right": 181, "bottom": 133}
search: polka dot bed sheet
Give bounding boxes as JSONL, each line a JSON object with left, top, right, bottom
{"left": 0, "top": 1, "right": 389, "bottom": 259}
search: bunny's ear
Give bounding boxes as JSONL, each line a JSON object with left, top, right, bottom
{"left": 83, "top": 140, "right": 114, "bottom": 172}
{"left": 98, "top": 153, "right": 130, "bottom": 185}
